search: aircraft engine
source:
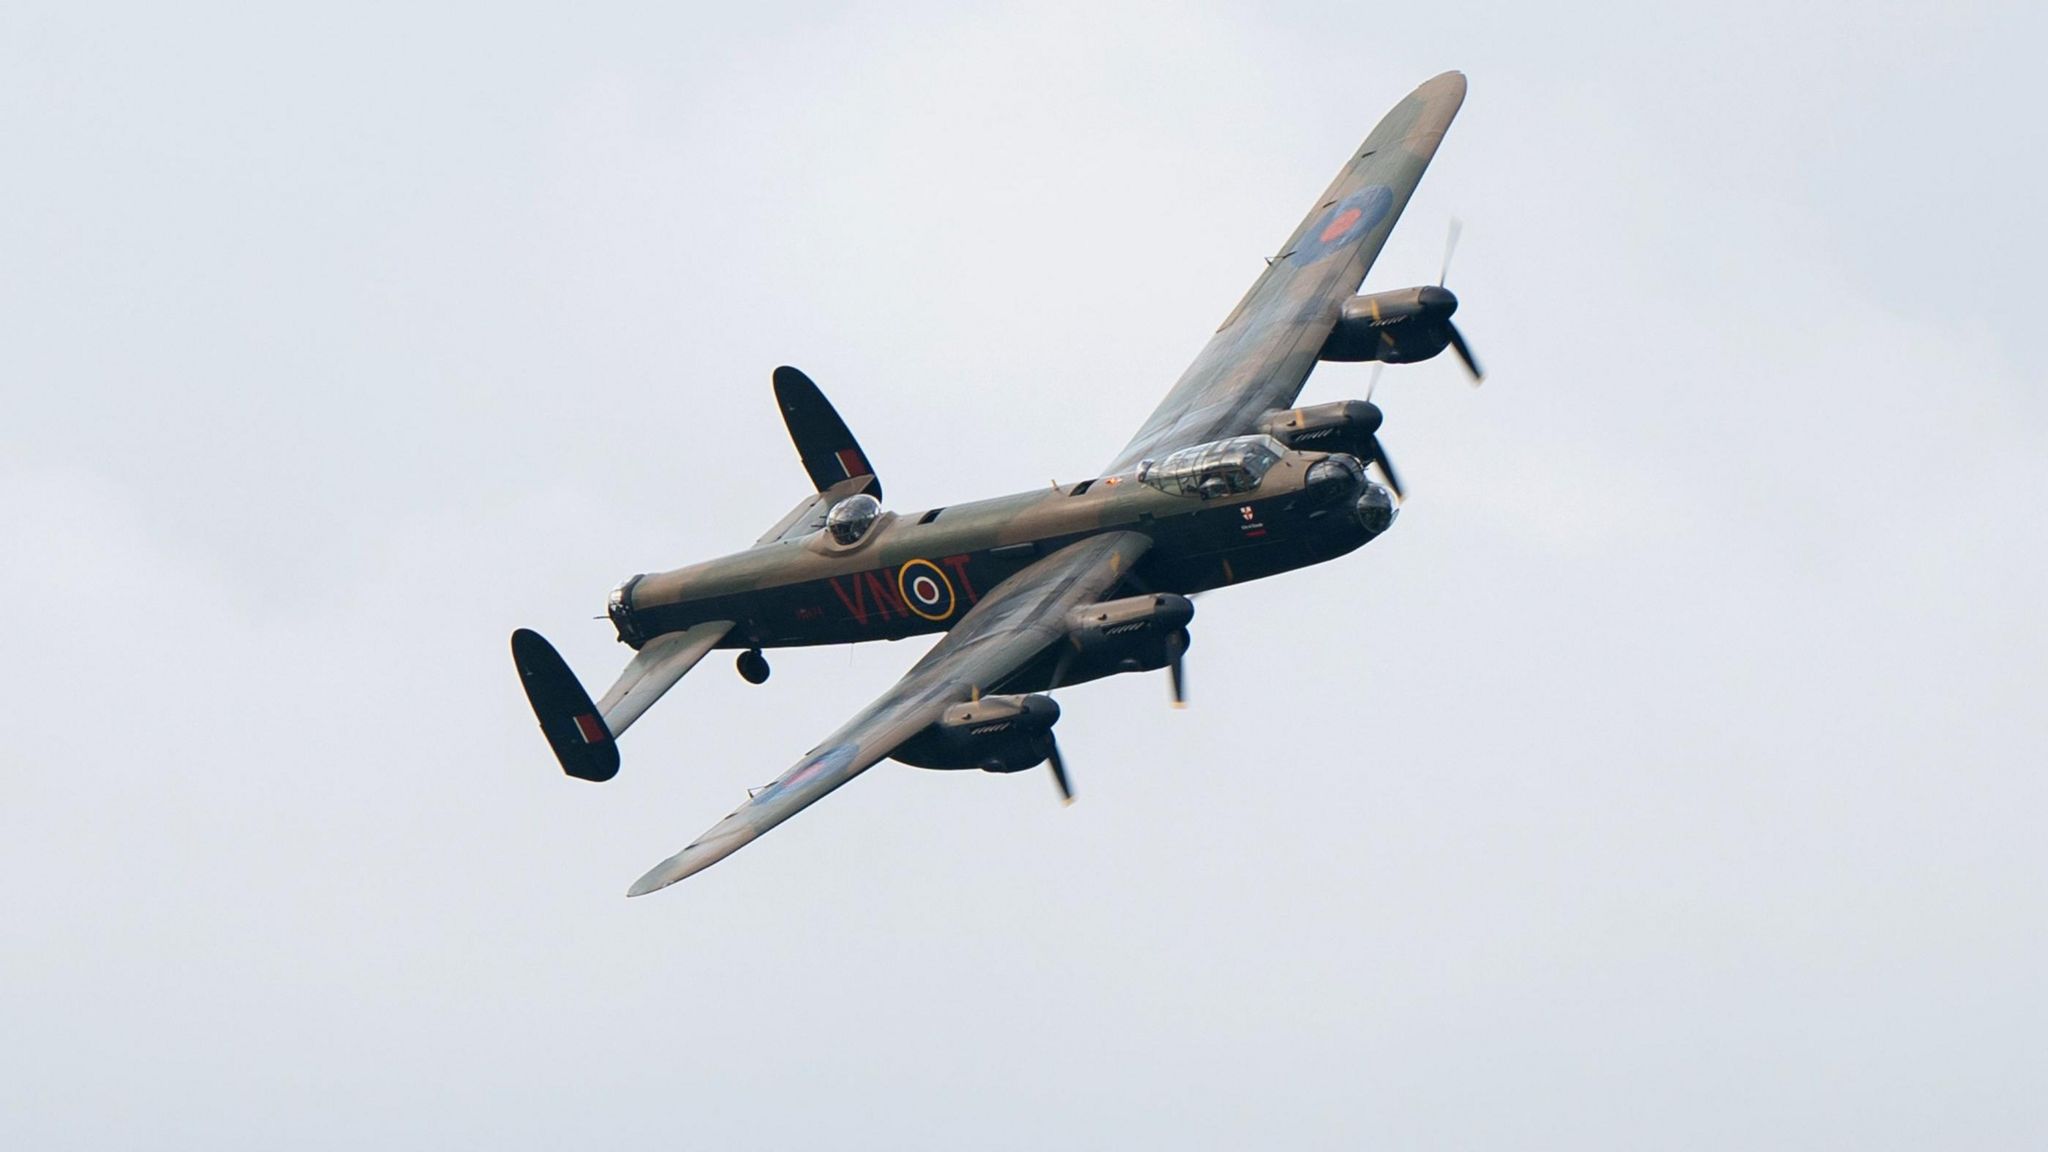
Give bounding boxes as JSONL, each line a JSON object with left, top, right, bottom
{"left": 892, "top": 694, "right": 1061, "bottom": 773}
{"left": 1263, "top": 400, "right": 1407, "bottom": 507}
{"left": 1317, "top": 285, "right": 1482, "bottom": 380}
{"left": 1052, "top": 593, "right": 1195, "bottom": 690}
{"left": 1318, "top": 285, "right": 1458, "bottom": 364}
{"left": 1258, "top": 400, "right": 1383, "bottom": 461}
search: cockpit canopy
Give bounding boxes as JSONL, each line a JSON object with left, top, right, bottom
{"left": 1140, "top": 434, "right": 1285, "bottom": 499}
{"left": 825, "top": 493, "right": 882, "bottom": 545}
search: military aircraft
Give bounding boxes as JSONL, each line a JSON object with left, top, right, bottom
{"left": 513, "top": 71, "right": 1478, "bottom": 896}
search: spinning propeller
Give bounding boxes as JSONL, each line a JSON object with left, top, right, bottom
{"left": 1352, "top": 217, "right": 1488, "bottom": 498}
{"left": 1364, "top": 366, "right": 1406, "bottom": 502}
{"left": 1167, "top": 628, "right": 1189, "bottom": 707}
{"left": 1037, "top": 621, "right": 1196, "bottom": 802}
{"left": 1436, "top": 218, "right": 1485, "bottom": 384}
{"left": 1046, "top": 738, "right": 1074, "bottom": 804}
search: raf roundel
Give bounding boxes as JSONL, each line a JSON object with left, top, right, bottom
{"left": 1319, "top": 206, "right": 1364, "bottom": 243}
{"left": 512, "top": 72, "right": 1477, "bottom": 896}
{"left": 897, "top": 558, "right": 957, "bottom": 621}
{"left": 759, "top": 743, "right": 859, "bottom": 803}
{"left": 1290, "top": 184, "right": 1395, "bottom": 266}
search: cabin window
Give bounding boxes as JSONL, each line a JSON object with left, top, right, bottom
{"left": 1140, "top": 435, "right": 1284, "bottom": 499}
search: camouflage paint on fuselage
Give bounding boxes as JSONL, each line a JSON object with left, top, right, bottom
{"left": 511, "top": 71, "right": 1471, "bottom": 894}
{"left": 618, "top": 446, "right": 1372, "bottom": 652}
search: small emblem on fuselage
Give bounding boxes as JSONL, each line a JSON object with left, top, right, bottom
{"left": 897, "top": 558, "right": 958, "bottom": 621}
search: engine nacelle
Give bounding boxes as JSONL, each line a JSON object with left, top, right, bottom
{"left": 1257, "top": 400, "right": 1383, "bottom": 461}
{"left": 892, "top": 693, "right": 1060, "bottom": 773}
{"left": 1052, "top": 593, "right": 1194, "bottom": 688}
{"left": 1318, "top": 285, "right": 1460, "bottom": 364}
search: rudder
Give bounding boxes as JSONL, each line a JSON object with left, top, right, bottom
{"left": 511, "top": 628, "right": 620, "bottom": 782}
{"left": 773, "top": 365, "right": 882, "bottom": 500}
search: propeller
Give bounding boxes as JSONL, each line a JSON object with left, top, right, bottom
{"left": 1040, "top": 646, "right": 1081, "bottom": 802}
{"left": 1166, "top": 628, "right": 1189, "bottom": 707}
{"left": 1370, "top": 435, "right": 1406, "bottom": 502}
{"left": 1444, "top": 323, "right": 1483, "bottom": 383}
{"left": 1046, "top": 737, "right": 1074, "bottom": 804}
{"left": 1362, "top": 368, "right": 1406, "bottom": 502}
{"left": 1436, "top": 218, "right": 1485, "bottom": 385}
{"left": 1038, "top": 622, "right": 1190, "bottom": 804}
{"left": 1047, "top": 644, "right": 1077, "bottom": 691}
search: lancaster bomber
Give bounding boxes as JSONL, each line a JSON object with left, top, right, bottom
{"left": 513, "top": 71, "right": 1478, "bottom": 895}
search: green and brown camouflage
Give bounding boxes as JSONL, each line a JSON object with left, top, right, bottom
{"left": 613, "top": 432, "right": 1386, "bottom": 653}
{"left": 510, "top": 71, "right": 1474, "bottom": 893}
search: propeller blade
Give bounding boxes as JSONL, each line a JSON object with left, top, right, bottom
{"left": 1166, "top": 629, "right": 1189, "bottom": 707}
{"left": 1370, "top": 436, "right": 1406, "bottom": 503}
{"left": 1046, "top": 643, "right": 1077, "bottom": 691}
{"left": 1047, "top": 738, "right": 1074, "bottom": 805}
{"left": 1445, "top": 321, "right": 1484, "bottom": 384}
{"left": 1366, "top": 362, "right": 1384, "bottom": 403}
{"left": 1439, "top": 217, "right": 1463, "bottom": 286}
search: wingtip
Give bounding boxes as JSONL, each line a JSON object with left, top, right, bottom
{"left": 628, "top": 853, "right": 704, "bottom": 896}
{"left": 627, "top": 855, "right": 695, "bottom": 897}
{"left": 1412, "top": 70, "right": 1467, "bottom": 103}
{"left": 625, "top": 821, "right": 758, "bottom": 897}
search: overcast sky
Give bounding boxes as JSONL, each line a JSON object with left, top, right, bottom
{"left": 4, "top": 2, "right": 2043, "bottom": 1148}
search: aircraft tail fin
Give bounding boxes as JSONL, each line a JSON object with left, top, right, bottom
{"left": 753, "top": 366, "right": 883, "bottom": 546}
{"left": 772, "top": 365, "right": 881, "bottom": 500}
{"left": 512, "top": 629, "right": 619, "bottom": 782}
{"left": 511, "top": 620, "right": 734, "bottom": 782}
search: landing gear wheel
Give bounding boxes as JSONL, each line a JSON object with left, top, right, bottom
{"left": 736, "top": 649, "right": 770, "bottom": 685}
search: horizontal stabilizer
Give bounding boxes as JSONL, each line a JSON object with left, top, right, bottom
{"left": 773, "top": 365, "right": 881, "bottom": 500}
{"left": 755, "top": 474, "right": 878, "bottom": 547}
{"left": 511, "top": 629, "right": 619, "bottom": 782}
{"left": 594, "top": 619, "right": 734, "bottom": 736}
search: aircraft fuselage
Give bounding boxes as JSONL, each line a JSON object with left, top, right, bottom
{"left": 610, "top": 444, "right": 1392, "bottom": 656}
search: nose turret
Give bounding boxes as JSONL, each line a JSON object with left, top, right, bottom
{"left": 1304, "top": 452, "right": 1369, "bottom": 504}
{"left": 1355, "top": 482, "right": 1398, "bottom": 540}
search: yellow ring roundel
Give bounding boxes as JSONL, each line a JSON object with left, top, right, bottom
{"left": 897, "top": 558, "right": 957, "bottom": 621}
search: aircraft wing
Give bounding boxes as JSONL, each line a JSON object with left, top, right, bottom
{"left": 1103, "top": 71, "right": 1467, "bottom": 473}
{"left": 627, "top": 530, "right": 1153, "bottom": 895}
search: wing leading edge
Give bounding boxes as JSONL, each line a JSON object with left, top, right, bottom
{"left": 1105, "top": 71, "right": 1467, "bottom": 472}
{"left": 626, "top": 531, "right": 1153, "bottom": 895}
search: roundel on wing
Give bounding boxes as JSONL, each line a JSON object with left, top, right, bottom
{"left": 760, "top": 742, "right": 858, "bottom": 802}
{"left": 897, "top": 558, "right": 957, "bottom": 621}
{"left": 1290, "top": 184, "right": 1395, "bottom": 266}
